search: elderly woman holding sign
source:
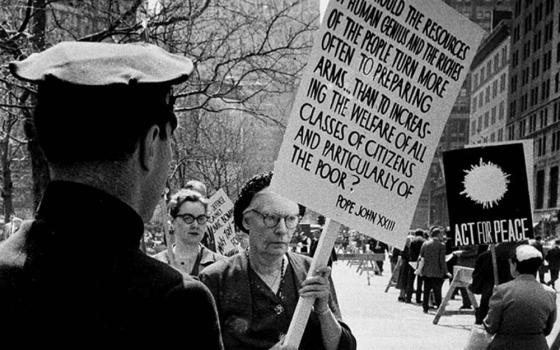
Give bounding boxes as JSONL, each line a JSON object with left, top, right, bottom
{"left": 153, "top": 189, "right": 224, "bottom": 276}
{"left": 199, "top": 172, "right": 356, "bottom": 350}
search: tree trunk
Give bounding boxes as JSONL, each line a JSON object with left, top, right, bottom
{"left": 25, "top": 0, "right": 50, "bottom": 213}
{"left": 1, "top": 116, "right": 14, "bottom": 220}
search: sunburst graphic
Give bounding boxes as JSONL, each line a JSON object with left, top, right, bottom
{"left": 460, "top": 158, "right": 510, "bottom": 209}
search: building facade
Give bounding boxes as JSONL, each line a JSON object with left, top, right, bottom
{"left": 413, "top": 1, "right": 515, "bottom": 229}
{"left": 470, "top": 21, "right": 511, "bottom": 145}
{"left": 507, "top": 0, "right": 560, "bottom": 228}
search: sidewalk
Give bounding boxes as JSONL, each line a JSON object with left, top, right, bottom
{"left": 331, "top": 259, "right": 560, "bottom": 350}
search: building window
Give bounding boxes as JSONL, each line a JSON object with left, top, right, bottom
{"left": 553, "top": 130, "right": 560, "bottom": 151}
{"left": 511, "top": 100, "right": 517, "bottom": 118}
{"left": 484, "top": 112, "right": 489, "bottom": 128}
{"left": 485, "top": 86, "right": 490, "bottom": 103}
{"left": 479, "top": 91, "right": 484, "bottom": 108}
{"left": 550, "top": 167, "right": 559, "bottom": 208}
{"left": 519, "top": 119, "right": 526, "bottom": 137}
{"left": 540, "top": 109, "right": 548, "bottom": 128}
{"left": 537, "top": 170, "right": 545, "bottom": 209}
{"left": 471, "top": 120, "right": 477, "bottom": 136}
{"left": 499, "top": 101, "right": 505, "bottom": 120}
{"left": 530, "top": 114, "right": 537, "bottom": 133}
{"left": 555, "top": 102, "right": 560, "bottom": 122}
{"left": 508, "top": 124, "right": 515, "bottom": 140}
{"left": 537, "top": 136, "right": 547, "bottom": 156}
{"left": 533, "top": 30, "right": 541, "bottom": 51}
{"left": 498, "top": 128, "right": 504, "bottom": 141}
{"left": 502, "top": 46, "right": 508, "bottom": 66}
{"left": 532, "top": 58, "right": 540, "bottom": 80}
{"left": 490, "top": 133, "right": 495, "bottom": 142}
{"left": 472, "top": 95, "right": 477, "bottom": 113}
{"left": 493, "top": 80, "right": 498, "bottom": 98}
{"left": 500, "top": 73, "right": 506, "bottom": 92}
{"left": 524, "top": 14, "right": 533, "bottom": 35}
{"left": 491, "top": 107, "right": 497, "bottom": 125}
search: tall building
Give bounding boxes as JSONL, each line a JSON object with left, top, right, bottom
{"left": 444, "top": 0, "right": 513, "bottom": 32}
{"left": 469, "top": 20, "right": 511, "bottom": 145}
{"left": 507, "top": 0, "right": 560, "bottom": 227}
{"left": 412, "top": 1, "right": 514, "bottom": 229}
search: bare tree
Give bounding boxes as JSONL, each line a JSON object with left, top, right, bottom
{"left": 0, "top": 0, "right": 317, "bottom": 215}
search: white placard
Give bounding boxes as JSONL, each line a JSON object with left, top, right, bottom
{"left": 271, "top": 0, "right": 485, "bottom": 248}
{"left": 207, "top": 189, "right": 236, "bottom": 255}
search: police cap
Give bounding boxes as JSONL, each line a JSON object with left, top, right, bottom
{"left": 9, "top": 41, "right": 193, "bottom": 86}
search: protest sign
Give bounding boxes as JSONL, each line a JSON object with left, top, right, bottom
{"left": 466, "top": 139, "right": 534, "bottom": 218}
{"left": 270, "top": 0, "right": 485, "bottom": 248}
{"left": 207, "top": 189, "right": 236, "bottom": 255}
{"left": 443, "top": 142, "right": 534, "bottom": 247}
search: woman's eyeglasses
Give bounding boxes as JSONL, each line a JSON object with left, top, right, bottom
{"left": 175, "top": 213, "right": 209, "bottom": 225}
{"left": 244, "top": 209, "right": 301, "bottom": 229}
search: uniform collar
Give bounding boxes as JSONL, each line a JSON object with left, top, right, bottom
{"left": 36, "top": 181, "right": 144, "bottom": 249}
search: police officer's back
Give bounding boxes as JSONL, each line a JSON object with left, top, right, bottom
{"left": 0, "top": 42, "right": 223, "bottom": 348}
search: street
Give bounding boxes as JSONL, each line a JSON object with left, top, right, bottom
{"left": 332, "top": 258, "right": 560, "bottom": 350}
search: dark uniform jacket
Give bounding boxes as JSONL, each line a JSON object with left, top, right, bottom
{"left": 0, "top": 181, "right": 223, "bottom": 348}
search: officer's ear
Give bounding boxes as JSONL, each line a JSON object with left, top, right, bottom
{"left": 139, "top": 124, "right": 161, "bottom": 171}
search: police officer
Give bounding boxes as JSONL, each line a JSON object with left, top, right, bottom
{"left": 0, "top": 42, "right": 223, "bottom": 348}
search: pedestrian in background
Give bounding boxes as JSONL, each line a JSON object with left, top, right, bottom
{"left": 546, "top": 239, "right": 560, "bottom": 290}
{"left": 469, "top": 242, "right": 516, "bottom": 324}
{"left": 153, "top": 189, "right": 224, "bottom": 275}
{"left": 532, "top": 236, "right": 546, "bottom": 283}
{"left": 185, "top": 179, "right": 208, "bottom": 197}
{"left": 419, "top": 226, "right": 449, "bottom": 313}
{"left": 396, "top": 231, "right": 414, "bottom": 302}
{"left": 405, "top": 229, "right": 425, "bottom": 304}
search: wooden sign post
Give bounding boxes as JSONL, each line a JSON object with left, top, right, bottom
{"left": 490, "top": 244, "right": 499, "bottom": 286}
{"left": 284, "top": 219, "right": 341, "bottom": 347}
{"left": 270, "top": 0, "right": 484, "bottom": 345}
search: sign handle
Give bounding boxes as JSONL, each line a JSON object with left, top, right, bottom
{"left": 162, "top": 199, "right": 177, "bottom": 268}
{"left": 490, "top": 244, "right": 498, "bottom": 287}
{"left": 284, "top": 219, "right": 341, "bottom": 348}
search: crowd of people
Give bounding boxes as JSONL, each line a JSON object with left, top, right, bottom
{"left": 387, "top": 225, "right": 560, "bottom": 349}
{"left": 3, "top": 39, "right": 560, "bottom": 350}
{"left": 0, "top": 42, "right": 356, "bottom": 350}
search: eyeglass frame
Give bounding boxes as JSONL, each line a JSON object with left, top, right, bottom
{"left": 174, "top": 213, "right": 209, "bottom": 225}
{"left": 243, "top": 208, "right": 302, "bottom": 229}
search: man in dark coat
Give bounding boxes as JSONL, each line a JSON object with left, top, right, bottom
{"left": 546, "top": 239, "right": 560, "bottom": 289}
{"left": 0, "top": 42, "right": 223, "bottom": 348}
{"left": 419, "top": 227, "right": 449, "bottom": 313}
{"left": 532, "top": 236, "right": 546, "bottom": 283}
{"left": 405, "top": 230, "right": 425, "bottom": 303}
{"left": 469, "top": 242, "right": 517, "bottom": 324}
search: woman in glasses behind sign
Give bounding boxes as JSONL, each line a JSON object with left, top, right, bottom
{"left": 153, "top": 189, "right": 224, "bottom": 276}
{"left": 199, "top": 172, "right": 356, "bottom": 350}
